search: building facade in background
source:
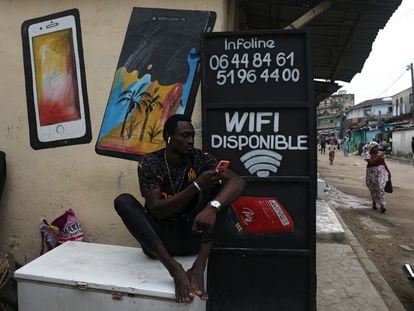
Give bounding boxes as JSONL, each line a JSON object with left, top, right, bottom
{"left": 343, "top": 97, "right": 393, "bottom": 148}
{"left": 317, "top": 86, "right": 414, "bottom": 159}
{"left": 392, "top": 86, "right": 413, "bottom": 116}
{"left": 317, "top": 91, "right": 354, "bottom": 137}
{"left": 345, "top": 97, "right": 392, "bottom": 121}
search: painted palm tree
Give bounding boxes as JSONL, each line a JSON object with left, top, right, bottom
{"left": 147, "top": 121, "right": 163, "bottom": 143}
{"left": 137, "top": 87, "right": 163, "bottom": 143}
{"left": 116, "top": 82, "right": 148, "bottom": 139}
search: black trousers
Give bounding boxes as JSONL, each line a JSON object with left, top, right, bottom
{"left": 114, "top": 191, "right": 222, "bottom": 258}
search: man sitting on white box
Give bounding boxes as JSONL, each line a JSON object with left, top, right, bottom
{"left": 115, "top": 114, "right": 245, "bottom": 303}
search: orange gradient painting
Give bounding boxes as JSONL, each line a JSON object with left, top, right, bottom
{"left": 33, "top": 29, "right": 80, "bottom": 126}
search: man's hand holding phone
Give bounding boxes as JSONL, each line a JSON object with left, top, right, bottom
{"left": 193, "top": 160, "right": 230, "bottom": 191}
{"left": 215, "top": 160, "right": 230, "bottom": 174}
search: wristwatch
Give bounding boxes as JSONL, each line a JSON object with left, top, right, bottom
{"left": 209, "top": 200, "right": 222, "bottom": 212}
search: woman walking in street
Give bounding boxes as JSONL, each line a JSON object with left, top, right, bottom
{"left": 342, "top": 136, "right": 349, "bottom": 157}
{"left": 364, "top": 142, "right": 391, "bottom": 213}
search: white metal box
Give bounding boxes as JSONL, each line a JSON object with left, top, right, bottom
{"left": 14, "top": 241, "right": 205, "bottom": 311}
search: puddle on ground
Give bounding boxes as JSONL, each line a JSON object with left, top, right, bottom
{"left": 373, "top": 234, "right": 391, "bottom": 239}
{"left": 324, "top": 185, "right": 371, "bottom": 209}
{"left": 359, "top": 216, "right": 389, "bottom": 232}
{"left": 352, "top": 162, "right": 364, "bottom": 166}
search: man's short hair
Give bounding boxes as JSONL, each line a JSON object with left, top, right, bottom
{"left": 163, "top": 114, "right": 192, "bottom": 140}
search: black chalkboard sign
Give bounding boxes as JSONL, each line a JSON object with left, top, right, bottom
{"left": 201, "top": 30, "right": 316, "bottom": 311}
{"left": 201, "top": 30, "right": 315, "bottom": 179}
{"left": 204, "top": 107, "right": 310, "bottom": 177}
{"left": 202, "top": 31, "right": 310, "bottom": 104}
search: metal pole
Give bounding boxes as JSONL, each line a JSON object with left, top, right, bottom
{"left": 410, "top": 63, "right": 414, "bottom": 122}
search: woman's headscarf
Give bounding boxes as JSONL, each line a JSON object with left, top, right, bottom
{"left": 368, "top": 141, "right": 379, "bottom": 151}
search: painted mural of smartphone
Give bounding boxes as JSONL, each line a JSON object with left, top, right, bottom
{"left": 26, "top": 13, "right": 87, "bottom": 143}
{"left": 215, "top": 160, "right": 230, "bottom": 173}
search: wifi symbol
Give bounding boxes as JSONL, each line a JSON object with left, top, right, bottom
{"left": 240, "top": 150, "right": 282, "bottom": 177}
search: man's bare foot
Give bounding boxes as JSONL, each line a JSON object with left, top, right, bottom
{"left": 170, "top": 265, "right": 192, "bottom": 303}
{"left": 187, "top": 268, "right": 208, "bottom": 300}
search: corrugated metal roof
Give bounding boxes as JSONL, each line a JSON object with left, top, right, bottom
{"left": 237, "top": 0, "right": 402, "bottom": 101}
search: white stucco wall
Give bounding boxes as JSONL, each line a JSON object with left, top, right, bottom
{"left": 391, "top": 128, "right": 414, "bottom": 159}
{"left": 392, "top": 87, "right": 412, "bottom": 116}
{"left": 0, "top": 0, "right": 230, "bottom": 264}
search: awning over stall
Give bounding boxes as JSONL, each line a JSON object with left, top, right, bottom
{"left": 236, "top": 0, "right": 402, "bottom": 101}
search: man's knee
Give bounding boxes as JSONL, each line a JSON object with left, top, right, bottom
{"left": 114, "top": 193, "right": 140, "bottom": 215}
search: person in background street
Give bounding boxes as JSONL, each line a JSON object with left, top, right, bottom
{"left": 358, "top": 142, "right": 364, "bottom": 156}
{"left": 0, "top": 151, "right": 5, "bottom": 201}
{"left": 342, "top": 136, "right": 349, "bottom": 157}
{"left": 328, "top": 140, "right": 336, "bottom": 165}
{"left": 411, "top": 137, "right": 414, "bottom": 165}
{"left": 320, "top": 136, "right": 326, "bottom": 154}
{"left": 363, "top": 142, "right": 391, "bottom": 213}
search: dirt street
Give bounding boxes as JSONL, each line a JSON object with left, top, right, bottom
{"left": 317, "top": 148, "right": 414, "bottom": 310}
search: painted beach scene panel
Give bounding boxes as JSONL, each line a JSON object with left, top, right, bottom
{"left": 96, "top": 8, "right": 215, "bottom": 160}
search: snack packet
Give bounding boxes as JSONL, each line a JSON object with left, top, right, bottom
{"left": 51, "top": 208, "right": 85, "bottom": 243}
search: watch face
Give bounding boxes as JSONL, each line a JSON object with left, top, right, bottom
{"left": 210, "top": 200, "right": 221, "bottom": 208}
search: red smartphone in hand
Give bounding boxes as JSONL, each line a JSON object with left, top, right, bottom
{"left": 215, "top": 160, "right": 230, "bottom": 173}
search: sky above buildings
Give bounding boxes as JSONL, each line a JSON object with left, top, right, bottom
{"left": 338, "top": 0, "right": 414, "bottom": 105}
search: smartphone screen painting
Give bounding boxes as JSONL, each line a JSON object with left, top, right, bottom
{"left": 22, "top": 9, "right": 91, "bottom": 149}
{"left": 32, "top": 29, "right": 80, "bottom": 126}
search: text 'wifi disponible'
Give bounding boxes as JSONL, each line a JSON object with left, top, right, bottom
{"left": 240, "top": 149, "right": 282, "bottom": 177}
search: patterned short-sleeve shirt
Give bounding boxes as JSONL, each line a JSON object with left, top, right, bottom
{"left": 138, "top": 148, "right": 217, "bottom": 201}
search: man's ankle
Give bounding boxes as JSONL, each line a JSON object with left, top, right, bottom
{"left": 168, "top": 262, "right": 186, "bottom": 276}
